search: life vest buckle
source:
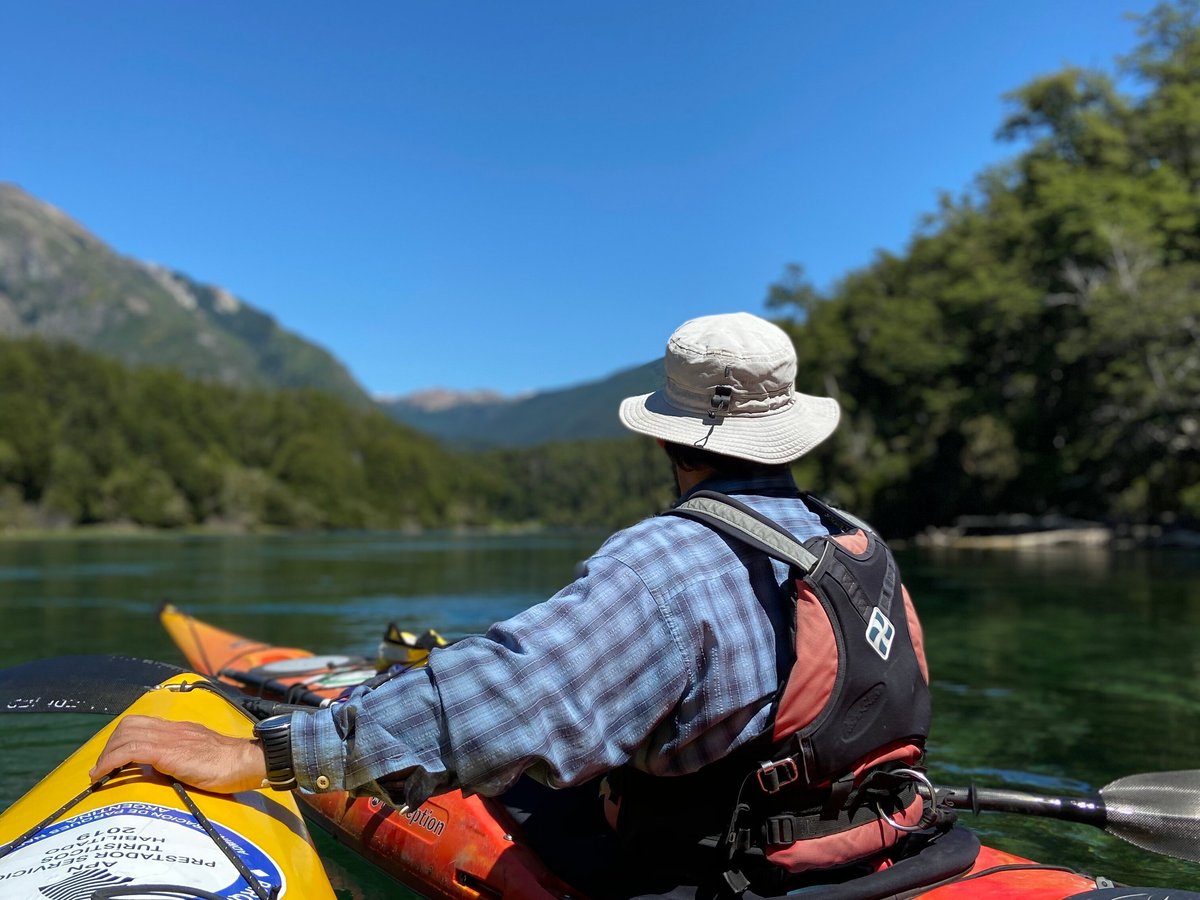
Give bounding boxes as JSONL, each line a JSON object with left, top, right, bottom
{"left": 756, "top": 757, "right": 800, "bottom": 794}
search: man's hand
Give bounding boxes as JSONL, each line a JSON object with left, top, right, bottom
{"left": 90, "top": 715, "right": 268, "bottom": 793}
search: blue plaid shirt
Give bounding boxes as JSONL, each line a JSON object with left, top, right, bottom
{"left": 291, "top": 471, "right": 828, "bottom": 808}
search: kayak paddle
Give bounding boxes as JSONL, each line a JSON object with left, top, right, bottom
{"left": 939, "top": 772, "right": 1200, "bottom": 864}
{"left": 0, "top": 654, "right": 313, "bottom": 720}
{"left": 0, "top": 655, "right": 188, "bottom": 714}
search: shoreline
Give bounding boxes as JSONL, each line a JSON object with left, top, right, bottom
{"left": 4, "top": 511, "right": 1198, "bottom": 550}
{"left": 915, "top": 518, "right": 1200, "bottom": 551}
{"left": 0, "top": 520, "right": 599, "bottom": 542}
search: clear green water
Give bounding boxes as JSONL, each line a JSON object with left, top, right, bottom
{"left": 0, "top": 533, "right": 1197, "bottom": 896}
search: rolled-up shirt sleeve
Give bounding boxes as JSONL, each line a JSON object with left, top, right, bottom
{"left": 289, "top": 552, "right": 688, "bottom": 809}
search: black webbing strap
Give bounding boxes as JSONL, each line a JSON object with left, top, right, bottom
{"left": 798, "top": 491, "right": 876, "bottom": 536}
{"left": 762, "top": 778, "right": 919, "bottom": 845}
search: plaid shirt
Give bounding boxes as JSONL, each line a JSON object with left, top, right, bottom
{"left": 291, "top": 470, "right": 828, "bottom": 808}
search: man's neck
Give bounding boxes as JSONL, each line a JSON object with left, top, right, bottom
{"left": 674, "top": 464, "right": 717, "bottom": 497}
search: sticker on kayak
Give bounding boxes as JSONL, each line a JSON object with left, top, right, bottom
{"left": 256, "top": 655, "right": 358, "bottom": 676}
{"left": 250, "top": 655, "right": 375, "bottom": 690}
{"left": 0, "top": 801, "right": 286, "bottom": 899}
{"left": 307, "top": 667, "right": 377, "bottom": 689}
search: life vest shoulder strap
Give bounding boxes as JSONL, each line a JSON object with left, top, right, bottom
{"left": 797, "top": 491, "right": 876, "bottom": 536}
{"left": 665, "top": 490, "right": 821, "bottom": 573}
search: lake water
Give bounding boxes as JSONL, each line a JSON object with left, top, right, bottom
{"left": 0, "top": 532, "right": 1198, "bottom": 896}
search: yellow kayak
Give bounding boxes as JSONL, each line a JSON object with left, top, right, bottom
{"left": 0, "top": 671, "right": 335, "bottom": 900}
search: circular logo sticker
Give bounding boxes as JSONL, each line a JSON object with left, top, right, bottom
{"left": 0, "top": 801, "right": 286, "bottom": 899}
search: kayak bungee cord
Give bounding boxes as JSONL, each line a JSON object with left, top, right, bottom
{"left": 164, "top": 600, "right": 305, "bottom": 684}
{"left": 165, "top": 676, "right": 311, "bottom": 723}
{"left": 0, "top": 772, "right": 115, "bottom": 862}
{"left": 182, "top": 612, "right": 216, "bottom": 681}
{"left": 91, "top": 885, "right": 227, "bottom": 899}
{"left": 0, "top": 765, "right": 279, "bottom": 900}
{"left": 171, "top": 780, "right": 279, "bottom": 900}
{"left": 946, "top": 863, "right": 1115, "bottom": 887}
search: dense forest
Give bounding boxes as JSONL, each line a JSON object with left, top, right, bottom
{"left": 1, "top": 2, "right": 1198, "bottom": 537}
{"left": 774, "top": 1, "right": 1200, "bottom": 535}
{"left": 0, "top": 339, "right": 673, "bottom": 532}
{"left": 0, "top": 340, "right": 477, "bottom": 531}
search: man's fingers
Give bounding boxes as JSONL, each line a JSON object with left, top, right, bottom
{"left": 89, "top": 715, "right": 267, "bottom": 794}
{"left": 90, "top": 715, "right": 163, "bottom": 781}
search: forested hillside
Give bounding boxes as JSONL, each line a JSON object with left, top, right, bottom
{"left": 480, "top": 438, "right": 674, "bottom": 528}
{"left": 0, "top": 340, "right": 485, "bottom": 530}
{"left": 0, "top": 339, "right": 672, "bottom": 532}
{"left": 0, "top": 184, "right": 371, "bottom": 406}
{"left": 384, "top": 361, "right": 664, "bottom": 448}
{"left": 773, "top": 2, "right": 1200, "bottom": 535}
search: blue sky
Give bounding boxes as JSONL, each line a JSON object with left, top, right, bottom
{"left": 2, "top": 2, "right": 1153, "bottom": 397}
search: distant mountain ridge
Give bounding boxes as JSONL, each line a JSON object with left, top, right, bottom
{"left": 0, "top": 183, "right": 371, "bottom": 406}
{"left": 0, "top": 182, "right": 664, "bottom": 447}
{"left": 384, "top": 387, "right": 515, "bottom": 413}
{"left": 382, "top": 359, "right": 664, "bottom": 447}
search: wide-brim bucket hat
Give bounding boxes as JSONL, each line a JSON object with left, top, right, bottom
{"left": 618, "top": 312, "right": 840, "bottom": 465}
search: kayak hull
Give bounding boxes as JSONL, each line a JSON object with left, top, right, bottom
{"left": 159, "top": 604, "right": 1115, "bottom": 900}
{"left": 0, "top": 670, "right": 336, "bottom": 900}
{"left": 302, "top": 789, "right": 575, "bottom": 900}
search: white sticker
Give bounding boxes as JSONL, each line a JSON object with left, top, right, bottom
{"left": 0, "top": 801, "right": 286, "bottom": 899}
{"left": 258, "top": 655, "right": 356, "bottom": 676}
{"left": 309, "top": 667, "right": 376, "bottom": 689}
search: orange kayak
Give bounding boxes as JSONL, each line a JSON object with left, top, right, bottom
{"left": 159, "top": 603, "right": 1175, "bottom": 900}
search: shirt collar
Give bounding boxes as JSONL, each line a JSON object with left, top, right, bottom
{"left": 676, "top": 469, "right": 800, "bottom": 505}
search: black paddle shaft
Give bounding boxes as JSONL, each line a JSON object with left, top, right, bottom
{"left": 939, "top": 784, "right": 1108, "bottom": 828}
{"left": 219, "top": 667, "right": 330, "bottom": 709}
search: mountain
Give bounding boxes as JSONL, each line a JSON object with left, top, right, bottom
{"left": 0, "top": 182, "right": 663, "bottom": 444}
{"left": 385, "top": 387, "right": 513, "bottom": 413}
{"left": 0, "top": 183, "right": 371, "bottom": 406}
{"left": 382, "top": 359, "right": 664, "bottom": 447}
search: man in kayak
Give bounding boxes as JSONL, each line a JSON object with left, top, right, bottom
{"left": 93, "top": 312, "right": 931, "bottom": 895}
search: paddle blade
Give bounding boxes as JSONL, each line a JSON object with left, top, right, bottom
{"left": 1101, "top": 770, "right": 1200, "bottom": 864}
{"left": 0, "top": 655, "right": 187, "bottom": 715}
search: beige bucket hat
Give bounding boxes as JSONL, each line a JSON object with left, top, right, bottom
{"left": 618, "top": 312, "right": 840, "bottom": 465}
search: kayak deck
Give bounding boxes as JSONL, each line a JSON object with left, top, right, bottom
{"left": 0, "top": 671, "right": 336, "bottom": 900}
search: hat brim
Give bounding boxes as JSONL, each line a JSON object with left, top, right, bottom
{"left": 618, "top": 390, "right": 840, "bottom": 465}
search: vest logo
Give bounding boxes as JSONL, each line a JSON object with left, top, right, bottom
{"left": 865, "top": 607, "right": 894, "bottom": 660}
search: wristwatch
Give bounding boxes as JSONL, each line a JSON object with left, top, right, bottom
{"left": 253, "top": 714, "right": 297, "bottom": 791}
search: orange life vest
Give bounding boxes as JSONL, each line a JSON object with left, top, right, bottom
{"left": 611, "top": 492, "right": 932, "bottom": 889}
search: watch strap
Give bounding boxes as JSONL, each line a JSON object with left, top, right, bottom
{"left": 254, "top": 714, "right": 297, "bottom": 791}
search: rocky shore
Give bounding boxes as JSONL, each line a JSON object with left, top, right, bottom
{"left": 917, "top": 514, "right": 1200, "bottom": 550}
